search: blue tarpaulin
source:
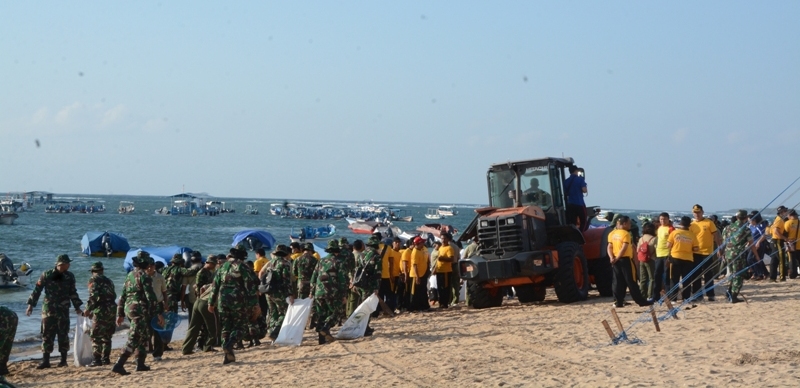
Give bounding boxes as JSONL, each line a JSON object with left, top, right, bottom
{"left": 81, "top": 231, "right": 130, "bottom": 257}
{"left": 232, "top": 230, "right": 276, "bottom": 251}
{"left": 123, "top": 246, "right": 193, "bottom": 273}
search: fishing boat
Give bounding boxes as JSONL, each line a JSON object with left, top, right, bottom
{"left": 0, "top": 203, "right": 19, "bottom": 225}
{"left": 346, "top": 218, "right": 380, "bottom": 234}
{"left": 424, "top": 208, "right": 443, "bottom": 220}
{"left": 637, "top": 213, "right": 653, "bottom": 223}
{"left": 0, "top": 254, "right": 34, "bottom": 289}
{"left": 243, "top": 205, "right": 259, "bottom": 215}
{"left": 81, "top": 231, "right": 131, "bottom": 258}
{"left": 118, "top": 201, "right": 135, "bottom": 214}
{"left": 437, "top": 205, "right": 458, "bottom": 217}
{"left": 290, "top": 224, "right": 337, "bottom": 242}
{"left": 388, "top": 208, "right": 413, "bottom": 222}
{"left": 416, "top": 224, "right": 458, "bottom": 240}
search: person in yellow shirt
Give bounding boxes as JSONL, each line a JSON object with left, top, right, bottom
{"left": 398, "top": 240, "right": 412, "bottom": 312}
{"left": 377, "top": 237, "right": 397, "bottom": 313}
{"left": 289, "top": 242, "right": 303, "bottom": 260}
{"left": 407, "top": 237, "right": 430, "bottom": 312}
{"left": 784, "top": 209, "right": 799, "bottom": 279}
{"left": 689, "top": 204, "right": 722, "bottom": 301}
{"left": 435, "top": 234, "right": 456, "bottom": 309}
{"left": 667, "top": 216, "right": 699, "bottom": 302}
{"left": 253, "top": 248, "right": 269, "bottom": 273}
{"left": 653, "top": 212, "right": 674, "bottom": 297}
{"left": 606, "top": 216, "right": 652, "bottom": 307}
{"left": 770, "top": 205, "right": 789, "bottom": 281}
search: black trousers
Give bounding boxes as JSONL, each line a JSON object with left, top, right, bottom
{"left": 669, "top": 258, "right": 694, "bottom": 301}
{"left": 770, "top": 240, "right": 787, "bottom": 280}
{"left": 435, "top": 273, "right": 452, "bottom": 308}
{"left": 692, "top": 253, "right": 716, "bottom": 299}
{"left": 789, "top": 251, "right": 799, "bottom": 279}
{"left": 612, "top": 257, "right": 648, "bottom": 306}
{"left": 566, "top": 204, "right": 588, "bottom": 231}
{"left": 378, "top": 278, "right": 396, "bottom": 311}
{"left": 395, "top": 277, "right": 407, "bottom": 310}
{"left": 653, "top": 256, "right": 670, "bottom": 298}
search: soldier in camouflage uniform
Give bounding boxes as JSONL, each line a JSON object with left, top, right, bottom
{"left": 310, "top": 240, "right": 348, "bottom": 344}
{"left": 338, "top": 238, "right": 357, "bottom": 321}
{"left": 264, "top": 245, "right": 295, "bottom": 341}
{"left": 182, "top": 255, "right": 219, "bottom": 355}
{"left": 293, "top": 243, "right": 318, "bottom": 299}
{"left": 162, "top": 254, "right": 200, "bottom": 313}
{"left": 85, "top": 262, "right": 117, "bottom": 366}
{"left": 113, "top": 251, "right": 163, "bottom": 376}
{"left": 209, "top": 248, "right": 259, "bottom": 364}
{"left": 0, "top": 306, "right": 18, "bottom": 377}
{"left": 353, "top": 236, "right": 383, "bottom": 336}
{"left": 722, "top": 210, "right": 752, "bottom": 303}
{"left": 26, "top": 254, "right": 83, "bottom": 369}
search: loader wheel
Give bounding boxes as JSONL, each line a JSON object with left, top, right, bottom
{"left": 468, "top": 282, "right": 503, "bottom": 309}
{"left": 554, "top": 242, "right": 590, "bottom": 303}
{"left": 515, "top": 284, "right": 546, "bottom": 303}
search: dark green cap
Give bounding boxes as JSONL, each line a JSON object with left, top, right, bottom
{"left": 56, "top": 254, "right": 71, "bottom": 264}
{"left": 89, "top": 261, "right": 104, "bottom": 272}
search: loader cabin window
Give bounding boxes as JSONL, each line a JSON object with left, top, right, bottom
{"left": 488, "top": 170, "right": 517, "bottom": 208}
{"left": 520, "top": 172, "right": 553, "bottom": 211}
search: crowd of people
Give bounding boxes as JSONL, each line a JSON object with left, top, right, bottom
{"left": 1, "top": 202, "right": 795, "bottom": 385}
{"left": 607, "top": 204, "right": 798, "bottom": 309}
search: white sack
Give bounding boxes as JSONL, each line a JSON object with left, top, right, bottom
{"left": 73, "top": 315, "right": 94, "bottom": 367}
{"left": 274, "top": 298, "right": 313, "bottom": 346}
{"left": 335, "top": 294, "right": 379, "bottom": 340}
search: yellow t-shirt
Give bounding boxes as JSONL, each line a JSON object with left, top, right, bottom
{"left": 253, "top": 257, "right": 269, "bottom": 273}
{"left": 290, "top": 252, "right": 302, "bottom": 261}
{"left": 784, "top": 218, "right": 800, "bottom": 249}
{"left": 409, "top": 247, "right": 429, "bottom": 278}
{"left": 313, "top": 252, "right": 321, "bottom": 260}
{"left": 435, "top": 245, "right": 455, "bottom": 273}
{"left": 668, "top": 229, "right": 698, "bottom": 261}
{"left": 689, "top": 218, "right": 717, "bottom": 255}
{"left": 379, "top": 244, "right": 394, "bottom": 279}
{"left": 656, "top": 226, "right": 672, "bottom": 258}
{"left": 772, "top": 216, "right": 786, "bottom": 240}
{"left": 608, "top": 229, "right": 633, "bottom": 258}
{"left": 399, "top": 248, "right": 411, "bottom": 274}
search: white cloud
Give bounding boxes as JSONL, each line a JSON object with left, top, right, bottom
{"left": 55, "top": 102, "right": 83, "bottom": 125}
{"left": 101, "top": 105, "right": 126, "bottom": 127}
{"left": 30, "top": 108, "right": 49, "bottom": 125}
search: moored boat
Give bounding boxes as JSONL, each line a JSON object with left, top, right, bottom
{"left": 424, "top": 208, "right": 443, "bottom": 220}
{"left": 0, "top": 203, "right": 18, "bottom": 225}
{"left": 81, "top": 231, "right": 130, "bottom": 258}
{"left": 0, "top": 254, "right": 34, "bottom": 289}
{"left": 290, "top": 224, "right": 337, "bottom": 242}
{"left": 118, "top": 201, "right": 135, "bottom": 214}
{"left": 437, "top": 205, "right": 458, "bottom": 217}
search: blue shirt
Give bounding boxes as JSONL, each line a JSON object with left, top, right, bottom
{"left": 749, "top": 223, "right": 766, "bottom": 241}
{"left": 563, "top": 175, "right": 586, "bottom": 206}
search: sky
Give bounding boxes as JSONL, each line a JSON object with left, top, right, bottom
{"left": 1, "top": 2, "right": 799, "bottom": 212}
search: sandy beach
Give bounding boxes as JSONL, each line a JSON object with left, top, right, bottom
{"left": 6, "top": 280, "right": 800, "bottom": 387}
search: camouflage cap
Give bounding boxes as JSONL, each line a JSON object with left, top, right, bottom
{"left": 89, "top": 261, "right": 104, "bottom": 272}
{"left": 339, "top": 237, "right": 349, "bottom": 245}
{"left": 229, "top": 247, "right": 247, "bottom": 260}
{"left": 303, "top": 243, "right": 315, "bottom": 252}
{"left": 205, "top": 254, "right": 218, "bottom": 265}
{"left": 325, "top": 240, "right": 340, "bottom": 252}
{"left": 272, "top": 244, "right": 290, "bottom": 257}
{"left": 56, "top": 254, "right": 71, "bottom": 264}
{"left": 136, "top": 251, "right": 154, "bottom": 266}
{"left": 366, "top": 236, "right": 382, "bottom": 248}
{"left": 170, "top": 253, "right": 184, "bottom": 264}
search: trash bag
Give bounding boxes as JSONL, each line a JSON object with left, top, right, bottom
{"left": 151, "top": 312, "right": 181, "bottom": 343}
{"left": 335, "top": 294, "right": 379, "bottom": 340}
{"left": 273, "top": 298, "right": 312, "bottom": 346}
{"left": 73, "top": 315, "right": 94, "bottom": 367}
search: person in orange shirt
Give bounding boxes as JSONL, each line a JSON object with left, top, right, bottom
{"left": 668, "top": 216, "right": 700, "bottom": 302}
{"left": 770, "top": 205, "right": 790, "bottom": 281}
{"left": 434, "top": 234, "right": 456, "bottom": 309}
{"left": 606, "top": 216, "right": 653, "bottom": 307}
{"left": 689, "top": 204, "right": 722, "bottom": 301}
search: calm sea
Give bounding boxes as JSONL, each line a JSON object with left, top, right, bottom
{"left": 0, "top": 195, "right": 479, "bottom": 350}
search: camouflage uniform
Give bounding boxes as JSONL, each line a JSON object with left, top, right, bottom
{"left": 355, "top": 238, "right": 383, "bottom": 303}
{"left": 265, "top": 252, "right": 294, "bottom": 339}
{"left": 85, "top": 262, "right": 116, "bottom": 364}
{"left": 118, "top": 266, "right": 159, "bottom": 355}
{"left": 0, "top": 306, "right": 18, "bottom": 376}
{"left": 162, "top": 257, "right": 200, "bottom": 313}
{"left": 338, "top": 240, "right": 358, "bottom": 319}
{"left": 194, "top": 265, "right": 217, "bottom": 348}
{"left": 310, "top": 241, "right": 348, "bottom": 342}
{"left": 723, "top": 217, "right": 751, "bottom": 298}
{"left": 27, "top": 256, "right": 83, "bottom": 356}
{"left": 293, "top": 247, "right": 318, "bottom": 299}
{"left": 209, "top": 258, "right": 258, "bottom": 360}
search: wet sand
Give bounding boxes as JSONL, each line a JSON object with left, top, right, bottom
{"left": 6, "top": 280, "right": 800, "bottom": 387}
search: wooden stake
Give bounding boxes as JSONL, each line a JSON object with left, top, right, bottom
{"left": 664, "top": 299, "right": 679, "bottom": 319}
{"left": 610, "top": 308, "right": 624, "bottom": 332}
{"left": 650, "top": 307, "right": 660, "bottom": 332}
{"left": 601, "top": 320, "right": 616, "bottom": 341}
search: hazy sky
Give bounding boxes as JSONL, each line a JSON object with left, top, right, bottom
{"left": 2, "top": 2, "right": 798, "bottom": 212}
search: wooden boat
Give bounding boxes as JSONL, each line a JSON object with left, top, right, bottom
{"left": 437, "top": 205, "right": 458, "bottom": 217}
{"left": 346, "top": 218, "right": 380, "bottom": 234}
{"left": 81, "top": 231, "right": 130, "bottom": 258}
{"left": 424, "top": 208, "right": 443, "bottom": 220}
{"left": 290, "top": 224, "right": 337, "bottom": 242}
{"left": 118, "top": 201, "right": 135, "bottom": 214}
{"left": 0, "top": 255, "right": 33, "bottom": 289}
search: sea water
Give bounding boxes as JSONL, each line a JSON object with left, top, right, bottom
{"left": 0, "top": 194, "right": 479, "bottom": 355}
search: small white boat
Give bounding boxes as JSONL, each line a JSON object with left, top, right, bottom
{"left": 118, "top": 201, "right": 135, "bottom": 214}
{"left": 289, "top": 224, "right": 337, "bottom": 242}
{"left": 637, "top": 213, "right": 653, "bottom": 223}
{"left": 244, "top": 205, "right": 259, "bottom": 215}
{"left": 425, "top": 208, "right": 443, "bottom": 220}
{"left": 437, "top": 205, "right": 458, "bottom": 217}
{"left": 0, "top": 203, "right": 18, "bottom": 225}
{"left": 0, "top": 258, "right": 34, "bottom": 289}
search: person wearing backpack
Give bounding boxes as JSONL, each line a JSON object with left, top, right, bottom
{"left": 637, "top": 222, "right": 657, "bottom": 302}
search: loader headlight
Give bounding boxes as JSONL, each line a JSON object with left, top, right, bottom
{"left": 507, "top": 217, "right": 515, "bottom": 225}
{"left": 480, "top": 220, "right": 488, "bottom": 227}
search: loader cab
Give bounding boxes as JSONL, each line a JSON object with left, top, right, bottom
{"left": 487, "top": 157, "right": 582, "bottom": 227}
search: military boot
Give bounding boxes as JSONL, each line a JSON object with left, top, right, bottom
{"left": 89, "top": 353, "right": 103, "bottom": 367}
{"left": 135, "top": 354, "right": 150, "bottom": 372}
{"left": 222, "top": 348, "right": 236, "bottom": 365}
{"left": 318, "top": 332, "right": 326, "bottom": 345}
{"left": 102, "top": 350, "right": 111, "bottom": 365}
{"left": 111, "top": 350, "right": 132, "bottom": 375}
{"left": 0, "top": 364, "right": 9, "bottom": 376}
{"left": 56, "top": 352, "right": 68, "bottom": 367}
{"left": 730, "top": 292, "right": 744, "bottom": 304}
{"left": 36, "top": 353, "right": 50, "bottom": 369}
{"left": 321, "top": 327, "right": 336, "bottom": 344}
